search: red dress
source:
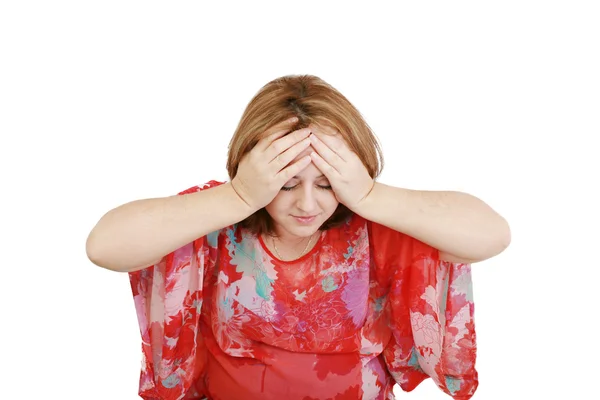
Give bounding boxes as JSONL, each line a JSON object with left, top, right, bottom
{"left": 128, "top": 181, "right": 478, "bottom": 399}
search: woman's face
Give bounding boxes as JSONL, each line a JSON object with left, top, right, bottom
{"left": 264, "top": 143, "right": 339, "bottom": 241}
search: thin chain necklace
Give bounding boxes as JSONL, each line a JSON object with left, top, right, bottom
{"left": 271, "top": 232, "right": 316, "bottom": 260}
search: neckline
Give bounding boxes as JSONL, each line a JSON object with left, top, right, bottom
{"left": 258, "top": 231, "right": 324, "bottom": 264}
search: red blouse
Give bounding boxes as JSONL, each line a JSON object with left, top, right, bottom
{"left": 128, "top": 180, "right": 478, "bottom": 399}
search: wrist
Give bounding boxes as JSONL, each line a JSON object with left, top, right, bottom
{"left": 349, "top": 181, "right": 380, "bottom": 215}
{"left": 226, "top": 181, "right": 259, "bottom": 215}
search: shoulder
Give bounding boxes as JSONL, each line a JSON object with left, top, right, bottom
{"left": 329, "top": 213, "right": 414, "bottom": 249}
{"left": 365, "top": 218, "right": 438, "bottom": 262}
{"left": 177, "top": 180, "right": 226, "bottom": 195}
{"left": 366, "top": 220, "right": 470, "bottom": 264}
{"left": 321, "top": 212, "right": 369, "bottom": 246}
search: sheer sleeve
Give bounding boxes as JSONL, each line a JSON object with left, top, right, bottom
{"left": 128, "top": 180, "right": 224, "bottom": 400}
{"left": 369, "top": 221, "right": 478, "bottom": 399}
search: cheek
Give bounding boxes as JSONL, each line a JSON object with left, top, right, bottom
{"left": 265, "top": 193, "right": 289, "bottom": 214}
{"left": 319, "top": 191, "right": 339, "bottom": 210}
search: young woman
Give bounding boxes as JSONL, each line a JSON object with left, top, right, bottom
{"left": 86, "top": 75, "right": 510, "bottom": 400}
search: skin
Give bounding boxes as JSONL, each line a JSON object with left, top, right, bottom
{"left": 307, "top": 124, "right": 511, "bottom": 263}
{"left": 263, "top": 139, "right": 339, "bottom": 257}
{"left": 262, "top": 123, "right": 510, "bottom": 263}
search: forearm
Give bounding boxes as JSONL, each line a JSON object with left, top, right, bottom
{"left": 86, "top": 182, "right": 254, "bottom": 272}
{"left": 354, "top": 182, "right": 511, "bottom": 262}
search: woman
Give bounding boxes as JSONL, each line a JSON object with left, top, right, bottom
{"left": 86, "top": 75, "right": 510, "bottom": 400}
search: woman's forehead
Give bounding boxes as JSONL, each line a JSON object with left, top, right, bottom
{"left": 288, "top": 160, "right": 327, "bottom": 180}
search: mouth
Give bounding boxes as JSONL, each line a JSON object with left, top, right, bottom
{"left": 292, "top": 215, "right": 318, "bottom": 223}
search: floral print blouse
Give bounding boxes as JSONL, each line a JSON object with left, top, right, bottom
{"left": 128, "top": 180, "right": 478, "bottom": 400}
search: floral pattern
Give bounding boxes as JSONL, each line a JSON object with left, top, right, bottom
{"left": 128, "top": 180, "right": 478, "bottom": 400}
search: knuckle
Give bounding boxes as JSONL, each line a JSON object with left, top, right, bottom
{"left": 274, "top": 155, "right": 284, "bottom": 167}
{"left": 272, "top": 142, "right": 284, "bottom": 154}
{"left": 284, "top": 167, "right": 294, "bottom": 179}
{"left": 295, "top": 130, "right": 307, "bottom": 140}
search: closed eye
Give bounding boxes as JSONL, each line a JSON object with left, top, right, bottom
{"left": 280, "top": 184, "right": 332, "bottom": 191}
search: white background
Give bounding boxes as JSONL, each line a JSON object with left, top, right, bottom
{"left": 1, "top": 1, "right": 598, "bottom": 399}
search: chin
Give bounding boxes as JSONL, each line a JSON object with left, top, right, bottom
{"left": 284, "top": 224, "right": 319, "bottom": 237}
{"left": 278, "top": 217, "right": 323, "bottom": 237}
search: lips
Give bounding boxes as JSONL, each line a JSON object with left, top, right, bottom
{"left": 293, "top": 215, "right": 317, "bottom": 223}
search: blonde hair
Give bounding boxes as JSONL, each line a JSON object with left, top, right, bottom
{"left": 226, "top": 74, "right": 384, "bottom": 235}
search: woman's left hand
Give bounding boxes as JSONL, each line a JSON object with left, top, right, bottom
{"left": 308, "top": 125, "right": 374, "bottom": 211}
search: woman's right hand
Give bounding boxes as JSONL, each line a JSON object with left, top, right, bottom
{"left": 231, "top": 117, "right": 313, "bottom": 211}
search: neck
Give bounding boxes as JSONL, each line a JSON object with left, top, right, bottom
{"left": 266, "top": 231, "right": 318, "bottom": 260}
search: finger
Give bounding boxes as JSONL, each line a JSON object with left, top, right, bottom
{"left": 269, "top": 135, "right": 312, "bottom": 171}
{"left": 265, "top": 127, "right": 312, "bottom": 162}
{"left": 309, "top": 133, "right": 344, "bottom": 171}
{"left": 276, "top": 155, "right": 311, "bottom": 184}
{"left": 310, "top": 150, "right": 341, "bottom": 178}
{"left": 254, "top": 116, "right": 299, "bottom": 152}
{"left": 312, "top": 132, "right": 352, "bottom": 162}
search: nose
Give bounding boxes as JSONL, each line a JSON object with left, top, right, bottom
{"left": 296, "top": 185, "right": 318, "bottom": 214}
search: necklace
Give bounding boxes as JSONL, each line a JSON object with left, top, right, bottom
{"left": 271, "top": 232, "right": 316, "bottom": 260}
